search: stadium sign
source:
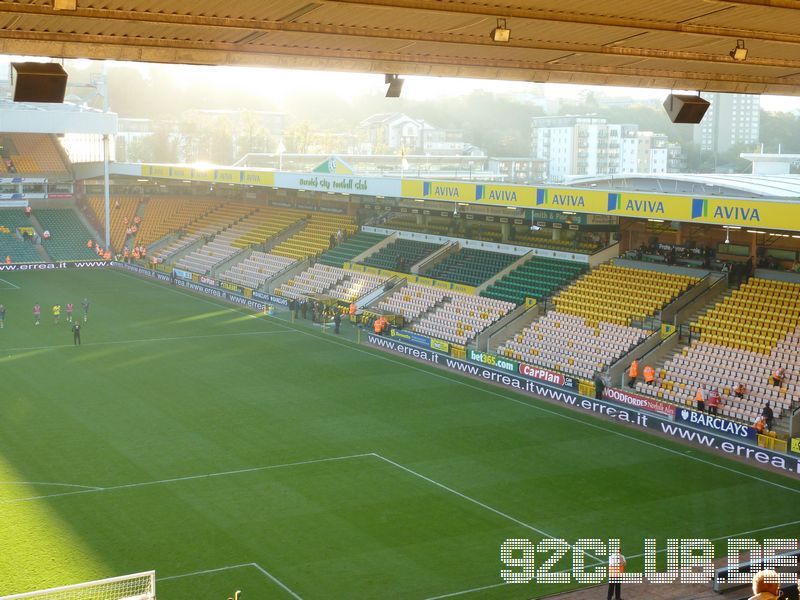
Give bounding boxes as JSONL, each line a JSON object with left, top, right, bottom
{"left": 603, "top": 387, "right": 676, "bottom": 419}
{"left": 468, "top": 350, "right": 577, "bottom": 389}
{"left": 675, "top": 407, "right": 756, "bottom": 440}
{"left": 366, "top": 333, "right": 799, "bottom": 476}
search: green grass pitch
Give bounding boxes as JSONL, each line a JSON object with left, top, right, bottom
{"left": 0, "top": 268, "right": 798, "bottom": 599}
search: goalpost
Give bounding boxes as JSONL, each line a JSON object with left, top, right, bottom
{"left": 0, "top": 571, "right": 156, "bottom": 600}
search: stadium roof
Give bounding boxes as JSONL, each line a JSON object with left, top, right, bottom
{"left": 568, "top": 173, "right": 800, "bottom": 199}
{"left": 1, "top": 1, "right": 800, "bottom": 95}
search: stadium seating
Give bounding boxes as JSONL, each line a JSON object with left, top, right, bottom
{"left": 376, "top": 282, "right": 515, "bottom": 345}
{"left": 136, "top": 196, "right": 222, "bottom": 248}
{"left": 638, "top": 341, "right": 794, "bottom": 424}
{"left": 87, "top": 196, "right": 140, "bottom": 252}
{"left": 413, "top": 294, "right": 515, "bottom": 345}
{"left": 694, "top": 278, "right": 800, "bottom": 354}
{"left": 633, "top": 278, "right": 800, "bottom": 425}
{"left": 0, "top": 209, "right": 43, "bottom": 263}
{"left": 230, "top": 207, "right": 306, "bottom": 249}
{"left": 270, "top": 214, "right": 357, "bottom": 261}
{"left": 497, "top": 312, "right": 649, "bottom": 379}
{"left": 424, "top": 247, "right": 518, "bottom": 287}
{"left": 361, "top": 238, "right": 442, "bottom": 272}
{"left": 0, "top": 134, "right": 69, "bottom": 174}
{"left": 318, "top": 231, "right": 387, "bottom": 267}
{"left": 481, "top": 256, "right": 587, "bottom": 305}
{"left": 327, "top": 271, "right": 386, "bottom": 303}
{"left": 218, "top": 251, "right": 295, "bottom": 289}
{"left": 554, "top": 263, "right": 699, "bottom": 326}
{"left": 276, "top": 264, "right": 386, "bottom": 301}
{"left": 513, "top": 230, "right": 601, "bottom": 254}
{"left": 152, "top": 203, "right": 252, "bottom": 263}
{"left": 384, "top": 215, "right": 453, "bottom": 236}
{"left": 35, "top": 209, "right": 98, "bottom": 260}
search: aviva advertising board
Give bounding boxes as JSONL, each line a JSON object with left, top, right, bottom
{"left": 400, "top": 179, "right": 800, "bottom": 231}
{"left": 137, "top": 163, "right": 800, "bottom": 232}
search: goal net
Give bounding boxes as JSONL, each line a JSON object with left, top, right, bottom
{"left": 0, "top": 571, "right": 156, "bottom": 600}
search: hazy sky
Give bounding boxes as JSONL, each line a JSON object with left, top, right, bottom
{"left": 5, "top": 56, "right": 800, "bottom": 112}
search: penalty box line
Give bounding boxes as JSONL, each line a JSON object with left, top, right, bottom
{"left": 159, "top": 562, "right": 301, "bottom": 600}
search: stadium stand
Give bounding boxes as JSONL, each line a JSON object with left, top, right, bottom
{"left": 384, "top": 214, "right": 453, "bottom": 236}
{"left": 36, "top": 209, "right": 98, "bottom": 260}
{"left": 375, "top": 282, "right": 515, "bottom": 345}
{"left": 360, "top": 238, "right": 442, "bottom": 272}
{"left": 497, "top": 312, "right": 649, "bottom": 380}
{"left": 135, "top": 196, "right": 221, "bottom": 248}
{"left": 554, "top": 263, "right": 699, "bottom": 326}
{"left": 87, "top": 196, "right": 140, "bottom": 251}
{"left": 152, "top": 203, "right": 252, "bottom": 264}
{"left": 513, "top": 229, "right": 601, "bottom": 254}
{"left": 481, "top": 256, "right": 587, "bottom": 305}
{"left": 218, "top": 251, "right": 295, "bottom": 289}
{"left": 424, "top": 247, "right": 518, "bottom": 287}
{"left": 0, "top": 208, "right": 43, "bottom": 263}
{"left": 634, "top": 278, "right": 800, "bottom": 424}
{"left": 230, "top": 207, "right": 305, "bottom": 249}
{"left": 0, "top": 134, "right": 69, "bottom": 175}
{"left": 317, "top": 231, "right": 387, "bottom": 267}
{"left": 276, "top": 264, "right": 386, "bottom": 301}
{"left": 270, "top": 214, "right": 357, "bottom": 261}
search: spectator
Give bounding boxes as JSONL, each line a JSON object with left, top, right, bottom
{"left": 695, "top": 386, "right": 706, "bottom": 412}
{"left": 745, "top": 256, "right": 754, "bottom": 280}
{"left": 643, "top": 364, "right": 655, "bottom": 386}
{"left": 754, "top": 415, "right": 766, "bottom": 435}
{"left": 771, "top": 366, "right": 785, "bottom": 387}
{"left": 734, "top": 382, "right": 747, "bottom": 399}
{"left": 762, "top": 401, "right": 774, "bottom": 430}
{"left": 333, "top": 310, "right": 341, "bottom": 334}
{"left": 329, "top": 233, "right": 336, "bottom": 249}
{"left": 748, "top": 569, "right": 780, "bottom": 600}
{"left": 627, "top": 359, "right": 638, "bottom": 387}
{"left": 707, "top": 389, "right": 721, "bottom": 415}
{"left": 607, "top": 550, "right": 626, "bottom": 600}
{"left": 594, "top": 373, "right": 606, "bottom": 400}
{"left": 24, "top": 205, "right": 31, "bottom": 217}
{"left": 42, "top": 230, "right": 50, "bottom": 240}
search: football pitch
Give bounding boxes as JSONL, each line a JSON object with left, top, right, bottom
{"left": 0, "top": 268, "right": 799, "bottom": 600}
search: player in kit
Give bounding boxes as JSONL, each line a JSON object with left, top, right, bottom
{"left": 52, "top": 304, "right": 61, "bottom": 324}
{"left": 33, "top": 303, "right": 41, "bottom": 326}
{"left": 82, "top": 298, "right": 89, "bottom": 322}
{"left": 66, "top": 302, "right": 74, "bottom": 323}
{"left": 0, "top": 304, "right": 5, "bottom": 328}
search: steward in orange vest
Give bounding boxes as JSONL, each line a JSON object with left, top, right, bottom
{"left": 627, "top": 359, "right": 638, "bottom": 386}
{"left": 643, "top": 365, "right": 655, "bottom": 384}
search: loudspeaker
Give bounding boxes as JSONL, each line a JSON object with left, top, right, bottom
{"left": 662, "top": 94, "right": 710, "bottom": 124}
{"left": 11, "top": 62, "right": 67, "bottom": 103}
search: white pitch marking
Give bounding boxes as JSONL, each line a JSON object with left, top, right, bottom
{"left": 158, "top": 563, "right": 253, "bottom": 581}
{"left": 0, "top": 481, "right": 103, "bottom": 490}
{"left": 372, "top": 453, "right": 604, "bottom": 563}
{"left": 0, "top": 276, "right": 20, "bottom": 289}
{"left": 0, "top": 453, "right": 373, "bottom": 504}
